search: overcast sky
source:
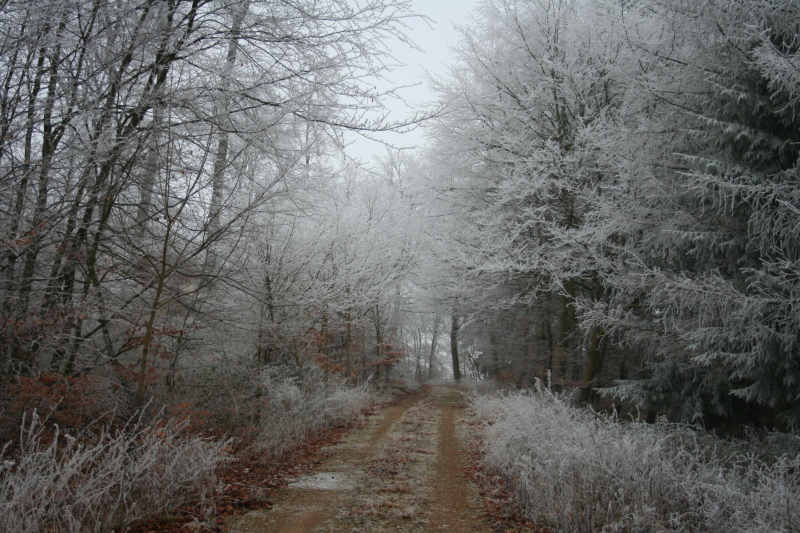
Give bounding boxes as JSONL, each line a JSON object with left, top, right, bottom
{"left": 345, "top": 0, "right": 481, "bottom": 166}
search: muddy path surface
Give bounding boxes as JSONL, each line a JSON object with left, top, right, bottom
{"left": 227, "top": 386, "right": 490, "bottom": 533}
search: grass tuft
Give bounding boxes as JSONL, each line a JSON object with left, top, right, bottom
{"left": 0, "top": 413, "right": 223, "bottom": 533}
{"left": 472, "top": 382, "right": 800, "bottom": 533}
{"left": 255, "top": 368, "right": 374, "bottom": 457}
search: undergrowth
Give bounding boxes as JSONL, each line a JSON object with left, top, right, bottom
{"left": 0, "top": 414, "right": 223, "bottom": 533}
{"left": 255, "top": 367, "right": 375, "bottom": 457}
{"left": 0, "top": 366, "right": 378, "bottom": 532}
{"left": 472, "top": 383, "right": 800, "bottom": 533}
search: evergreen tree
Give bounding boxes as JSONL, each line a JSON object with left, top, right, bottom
{"left": 590, "top": 0, "right": 800, "bottom": 427}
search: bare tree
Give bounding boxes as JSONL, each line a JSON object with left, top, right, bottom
{"left": 0, "top": 0, "right": 418, "bottom": 407}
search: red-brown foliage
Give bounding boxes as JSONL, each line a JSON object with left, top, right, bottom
{"left": 0, "top": 373, "right": 119, "bottom": 442}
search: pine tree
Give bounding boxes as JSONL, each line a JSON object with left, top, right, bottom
{"left": 594, "top": 0, "right": 800, "bottom": 427}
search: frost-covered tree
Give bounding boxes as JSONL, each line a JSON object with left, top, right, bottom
{"left": 239, "top": 158, "right": 416, "bottom": 380}
{"left": 419, "top": 0, "right": 799, "bottom": 426}
{"left": 421, "top": 0, "right": 628, "bottom": 391}
{"left": 580, "top": 0, "right": 800, "bottom": 427}
{"left": 0, "top": 0, "right": 416, "bottom": 405}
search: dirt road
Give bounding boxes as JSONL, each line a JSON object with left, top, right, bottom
{"left": 228, "top": 386, "right": 489, "bottom": 533}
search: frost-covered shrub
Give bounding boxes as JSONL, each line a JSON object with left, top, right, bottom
{"left": 257, "top": 367, "right": 374, "bottom": 456}
{"left": 0, "top": 414, "right": 224, "bottom": 533}
{"left": 473, "top": 384, "right": 800, "bottom": 533}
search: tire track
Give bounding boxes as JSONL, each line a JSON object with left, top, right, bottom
{"left": 429, "top": 388, "right": 489, "bottom": 532}
{"left": 227, "top": 386, "right": 489, "bottom": 533}
{"left": 228, "top": 390, "right": 427, "bottom": 533}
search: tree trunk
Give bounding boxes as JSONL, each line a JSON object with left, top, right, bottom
{"left": 206, "top": 2, "right": 247, "bottom": 272}
{"left": 558, "top": 282, "right": 577, "bottom": 348}
{"left": 428, "top": 315, "right": 441, "bottom": 380}
{"left": 414, "top": 329, "right": 422, "bottom": 382}
{"left": 374, "top": 304, "right": 384, "bottom": 380}
{"left": 136, "top": 271, "right": 166, "bottom": 409}
{"left": 450, "top": 314, "right": 461, "bottom": 382}
{"left": 344, "top": 312, "right": 352, "bottom": 375}
{"left": 135, "top": 103, "right": 162, "bottom": 238}
{"left": 488, "top": 329, "right": 499, "bottom": 378}
{"left": 579, "top": 326, "right": 605, "bottom": 404}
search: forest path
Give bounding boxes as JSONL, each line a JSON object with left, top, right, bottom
{"left": 227, "top": 385, "right": 490, "bottom": 533}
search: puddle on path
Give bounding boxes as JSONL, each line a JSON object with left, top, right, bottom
{"left": 288, "top": 471, "right": 357, "bottom": 491}
{"left": 227, "top": 390, "right": 427, "bottom": 533}
{"left": 227, "top": 386, "right": 490, "bottom": 533}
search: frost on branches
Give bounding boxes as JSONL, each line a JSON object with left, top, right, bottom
{"left": 421, "top": 0, "right": 800, "bottom": 428}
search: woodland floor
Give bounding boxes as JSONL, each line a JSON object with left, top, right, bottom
{"left": 225, "top": 385, "right": 507, "bottom": 533}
